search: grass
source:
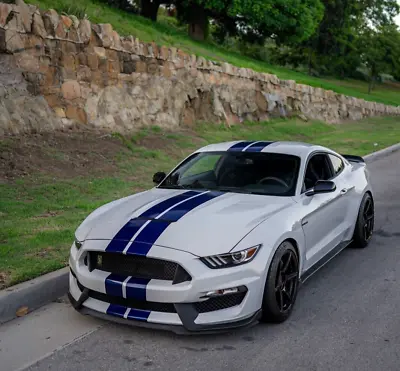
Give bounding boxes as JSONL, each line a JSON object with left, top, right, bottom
{"left": 1, "top": 116, "right": 399, "bottom": 288}
{"left": 24, "top": 0, "right": 400, "bottom": 107}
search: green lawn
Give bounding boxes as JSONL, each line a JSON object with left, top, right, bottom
{"left": 1, "top": 116, "right": 399, "bottom": 288}
{"left": 24, "top": 0, "right": 400, "bottom": 107}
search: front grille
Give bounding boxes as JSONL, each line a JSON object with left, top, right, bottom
{"left": 90, "top": 252, "right": 191, "bottom": 283}
{"left": 89, "top": 290, "right": 177, "bottom": 313}
{"left": 194, "top": 292, "right": 247, "bottom": 313}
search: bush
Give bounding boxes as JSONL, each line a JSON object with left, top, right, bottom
{"left": 57, "top": 4, "right": 89, "bottom": 19}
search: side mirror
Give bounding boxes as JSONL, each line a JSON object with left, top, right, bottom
{"left": 305, "top": 180, "right": 336, "bottom": 196}
{"left": 153, "top": 172, "right": 166, "bottom": 185}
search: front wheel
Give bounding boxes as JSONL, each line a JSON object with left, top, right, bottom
{"left": 353, "top": 192, "right": 374, "bottom": 248}
{"left": 260, "top": 241, "right": 299, "bottom": 323}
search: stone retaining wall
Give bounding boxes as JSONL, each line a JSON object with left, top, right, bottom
{"left": 1, "top": 0, "right": 399, "bottom": 135}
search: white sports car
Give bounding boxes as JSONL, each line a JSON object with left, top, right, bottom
{"left": 69, "top": 140, "right": 375, "bottom": 333}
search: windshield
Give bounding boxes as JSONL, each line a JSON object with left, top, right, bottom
{"left": 159, "top": 151, "right": 301, "bottom": 196}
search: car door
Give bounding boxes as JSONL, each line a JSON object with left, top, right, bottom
{"left": 327, "top": 153, "right": 355, "bottom": 238}
{"left": 299, "top": 153, "right": 350, "bottom": 272}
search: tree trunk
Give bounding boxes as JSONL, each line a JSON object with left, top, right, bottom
{"left": 187, "top": 5, "right": 208, "bottom": 41}
{"left": 308, "top": 47, "right": 312, "bottom": 75}
{"left": 140, "top": 0, "right": 161, "bottom": 21}
{"left": 368, "top": 75, "right": 374, "bottom": 94}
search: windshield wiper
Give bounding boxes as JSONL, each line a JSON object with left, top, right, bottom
{"left": 158, "top": 185, "right": 185, "bottom": 189}
{"left": 211, "top": 187, "right": 272, "bottom": 196}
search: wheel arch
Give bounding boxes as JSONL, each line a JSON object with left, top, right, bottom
{"left": 264, "top": 237, "right": 302, "bottom": 281}
{"left": 285, "top": 238, "right": 300, "bottom": 259}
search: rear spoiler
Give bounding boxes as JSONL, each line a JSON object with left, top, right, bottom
{"left": 341, "top": 154, "right": 365, "bottom": 163}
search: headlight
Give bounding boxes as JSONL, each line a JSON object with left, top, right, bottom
{"left": 74, "top": 237, "right": 83, "bottom": 250}
{"left": 200, "top": 245, "right": 261, "bottom": 269}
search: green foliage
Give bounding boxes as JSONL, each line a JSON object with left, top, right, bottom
{"left": 98, "top": 0, "right": 139, "bottom": 13}
{"left": 176, "top": 0, "right": 324, "bottom": 43}
{"left": 286, "top": 0, "right": 400, "bottom": 78}
{"left": 358, "top": 24, "right": 400, "bottom": 92}
{"left": 57, "top": 4, "right": 89, "bottom": 19}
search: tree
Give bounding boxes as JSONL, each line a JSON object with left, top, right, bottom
{"left": 175, "top": 0, "right": 324, "bottom": 42}
{"left": 100, "top": 0, "right": 171, "bottom": 21}
{"left": 140, "top": 0, "right": 170, "bottom": 21}
{"left": 359, "top": 24, "right": 400, "bottom": 93}
{"left": 287, "top": 0, "right": 400, "bottom": 77}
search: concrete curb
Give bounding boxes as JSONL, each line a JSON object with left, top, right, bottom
{"left": 0, "top": 267, "right": 69, "bottom": 325}
{"left": 0, "top": 141, "right": 399, "bottom": 326}
{"left": 363, "top": 142, "right": 400, "bottom": 163}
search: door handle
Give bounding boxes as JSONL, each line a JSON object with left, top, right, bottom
{"left": 340, "top": 188, "right": 348, "bottom": 195}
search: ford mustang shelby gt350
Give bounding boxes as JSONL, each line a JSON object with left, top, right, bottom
{"left": 69, "top": 140, "right": 375, "bottom": 333}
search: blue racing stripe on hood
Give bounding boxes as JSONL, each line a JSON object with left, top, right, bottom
{"left": 245, "top": 141, "right": 275, "bottom": 152}
{"left": 105, "top": 191, "right": 202, "bottom": 253}
{"left": 105, "top": 219, "right": 148, "bottom": 253}
{"left": 126, "top": 191, "right": 224, "bottom": 256}
{"left": 228, "top": 141, "right": 255, "bottom": 151}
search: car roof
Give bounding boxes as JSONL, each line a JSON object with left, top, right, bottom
{"left": 196, "top": 141, "right": 335, "bottom": 159}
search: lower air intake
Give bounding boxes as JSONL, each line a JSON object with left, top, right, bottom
{"left": 194, "top": 292, "right": 247, "bottom": 313}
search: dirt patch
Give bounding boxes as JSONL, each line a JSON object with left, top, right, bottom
{"left": 0, "top": 271, "right": 10, "bottom": 290}
{"left": 0, "top": 129, "right": 127, "bottom": 182}
{"left": 133, "top": 128, "right": 204, "bottom": 156}
{"left": 0, "top": 127, "right": 199, "bottom": 183}
{"left": 25, "top": 246, "right": 54, "bottom": 258}
{"left": 32, "top": 211, "right": 63, "bottom": 219}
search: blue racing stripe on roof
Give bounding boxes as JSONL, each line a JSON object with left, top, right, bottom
{"left": 125, "top": 277, "right": 150, "bottom": 301}
{"left": 105, "top": 273, "right": 125, "bottom": 297}
{"left": 245, "top": 141, "right": 275, "bottom": 152}
{"left": 106, "top": 304, "right": 127, "bottom": 318}
{"left": 127, "top": 308, "right": 151, "bottom": 321}
{"left": 126, "top": 191, "right": 224, "bottom": 256}
{"left": 228, "top": 141, "right": 255, "bottom": 151}
{"left": 105, "top": 191, "right": 201, "bottom": 253}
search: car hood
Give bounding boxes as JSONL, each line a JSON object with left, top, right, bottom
{"left": 76, "top": 188, "right": 295, "bottom": 256}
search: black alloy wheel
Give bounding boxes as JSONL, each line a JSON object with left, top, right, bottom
{"left": 362, "top": 197, "right": 374, "bottom": 242}
{"left": 274, "top": 250, "right": 299, "bottom": 313}
{"left": 261, "top": 241, "right": 299, "bottom": 323}
{"left": 353, "top": 192, "right": 375, "bottom": 248}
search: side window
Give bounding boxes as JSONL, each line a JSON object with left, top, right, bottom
{"left": 303, "top": 154, "right": 333, "bottom": 191}
{"left": 328, "top": 154, "right": 344, "bottom": 176}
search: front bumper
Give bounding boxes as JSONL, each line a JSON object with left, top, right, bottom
{"left": 69, "top": 242, "right": 265, "bottom": 334}
{"left": 68, "top": 290, "right": 262, "bottom": 334}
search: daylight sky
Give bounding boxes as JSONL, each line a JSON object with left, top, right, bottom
{"left": 396, "top": 1, "right": 400, "bottom": 26}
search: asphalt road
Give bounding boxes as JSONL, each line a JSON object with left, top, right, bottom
{"left": 2, "top": 150, "right": 400, "bottom": 371}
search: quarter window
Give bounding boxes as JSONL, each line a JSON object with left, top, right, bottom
{"left": 328, "top": 154, "right": 344, "bottom": 176}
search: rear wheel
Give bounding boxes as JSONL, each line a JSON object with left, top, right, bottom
{"left": 353, "top": 193, "right": 374, "bottom": 248}
{"left": 260, "top": 241, "right": 299, "bottom": 323}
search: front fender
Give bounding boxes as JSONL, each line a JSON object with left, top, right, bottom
{"left": 232, "top": 214, "right": 306, "bottom": 281}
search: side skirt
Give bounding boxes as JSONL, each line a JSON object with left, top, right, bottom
{"left": 300, "top": 240, "right": 353, "bottom": 284}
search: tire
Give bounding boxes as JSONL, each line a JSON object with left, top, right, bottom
{"left": 260, "top": 241, "right": 299, "bottom": 323}
{"left": 353, "top": 192, "right": 374, "bottom": 248}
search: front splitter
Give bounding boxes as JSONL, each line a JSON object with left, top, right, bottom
{"left": 68, "top": 292, "right": 262, "bottom": 335}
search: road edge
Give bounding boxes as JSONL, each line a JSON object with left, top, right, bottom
{"left": 363, "top": 142, "right": 400, "bottom": 163}
{"left": 1, "top": 141, "right": 399, "bottom": 325}
{"left": 0, "top": 267, "right": 69, "bottom": 325}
